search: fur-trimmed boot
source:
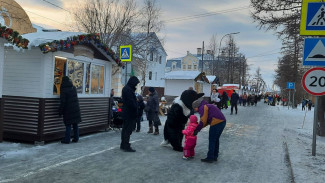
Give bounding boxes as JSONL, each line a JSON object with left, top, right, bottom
{"left": 147, "top": 125, "right": 153, "bottom": 133}
{"left": 153, "top": 126, "right": 159, "bottom": 135}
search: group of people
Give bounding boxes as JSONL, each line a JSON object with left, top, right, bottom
{"left": 301, "top": 98, "right": 313, "bottom": 111}
{"left": 210, "top": 89, "right": 240, "bottom": 115}
{"left": 58, "top": 76, "right": 227, "bottom": 163}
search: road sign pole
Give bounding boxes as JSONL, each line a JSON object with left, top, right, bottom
{"left": 312, "top": 96, "right": 318, "bottom": 156}
{"left": 288, "top": 90, "right": 291, "bottom": 110}
{"left": 293, "top": 89, "right": 295, "bottom": 108}
{"left": 125, "top": 62, "right": 128, "bottom": 85}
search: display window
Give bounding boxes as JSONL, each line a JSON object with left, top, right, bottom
{"left": 68, "top": 60, "right": 84, "bottom": 93}
{"left": 54, "top": 56, "right": 105, "bottom": 95}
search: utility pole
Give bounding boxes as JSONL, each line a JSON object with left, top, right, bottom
{"left": 201, "top": 41, "right": 204, "bottom": 73}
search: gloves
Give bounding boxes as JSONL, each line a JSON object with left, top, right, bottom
{"left": 193, "top": 129, "right": 199, "bottom": 136}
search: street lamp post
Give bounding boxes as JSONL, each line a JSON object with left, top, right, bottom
{"left": 216, "top": 32, "right": 240, "bottom": 78}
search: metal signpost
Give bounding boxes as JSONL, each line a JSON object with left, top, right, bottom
{"left": 300, "top": 0, "right": 325, "bottom": 156}
{"left": 120, "top": 45, "right": 132, "bottom": 84}
{"left": 287, "top": 82, "right": 295, "bottom": 109}
{"left": 302, "top": 67, "right": 325, "bottom": 156}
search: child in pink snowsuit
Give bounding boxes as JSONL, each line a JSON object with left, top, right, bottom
{"left": 182, "top": 115, "right": 198, "bottom": 160}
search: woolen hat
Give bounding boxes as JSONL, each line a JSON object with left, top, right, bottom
{"left": 192, "top": 98, "right": 203, "bottom": 109}
{"left": 149, "top": 87, "right": 155, "bottom": 93}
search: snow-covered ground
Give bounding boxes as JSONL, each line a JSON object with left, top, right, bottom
{"left": 0, "top": 102, "right": 325, "bottom": 183}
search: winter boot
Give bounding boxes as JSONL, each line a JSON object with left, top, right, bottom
{"left": 147, "top": 125, "right": 153, "bottom": 133}
{"left": 153, "top": 127, "right": 159, "bottom": 135}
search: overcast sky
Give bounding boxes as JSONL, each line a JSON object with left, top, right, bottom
{"left": 15, "top": 0, "right": 282, "bottom": 87}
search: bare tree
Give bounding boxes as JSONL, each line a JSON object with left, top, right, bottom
{"left": 73, "top": 0, "right": 138, "bottom": 48}
{"left": 133, "top": 0, "right": 164, "bottom": 94}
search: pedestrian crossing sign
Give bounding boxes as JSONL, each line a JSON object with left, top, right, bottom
{"left": 120, "top": 45, "right": 132, "bottom": 62}
{"left": 300, "top": 0, "right": 325, "bottom": 35}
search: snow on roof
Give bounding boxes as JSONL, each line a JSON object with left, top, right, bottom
{"left": 223, "top": 84, "right": 240, "bottom": 87}
{"left": 21, "top": 25, "right": 84, "bottom": 48}
{"left": 206, "top": 75, "right": 216, "bottom": 83}
{"left": 165, "top": 71, "right": 200, "bottom": 80}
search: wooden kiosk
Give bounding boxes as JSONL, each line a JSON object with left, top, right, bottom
{"left": 0, "top": 0, "right": 121, "bottom": 143}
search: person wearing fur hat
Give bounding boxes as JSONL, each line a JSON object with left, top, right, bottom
{"left": 145, "top": 87, "right": 161, "bottom": 135}
{"left": 192, "top": 98, "right": 226, "bottom": 163}
{"left": 161, "top": 90, "right": 204, "bottom": 152}
{"left": 120, "top": 76, "right": 140, "bottom": 152}
{"left": 59, "top": 76, "right": 81, "bottom": 144}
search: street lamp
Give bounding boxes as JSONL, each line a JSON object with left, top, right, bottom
{"left": 216, "top": 32, "right": 240, "bottom": 76}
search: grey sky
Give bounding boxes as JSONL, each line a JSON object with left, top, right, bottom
{"left": 15, "top": 0, "right": 282, "bottom": 87}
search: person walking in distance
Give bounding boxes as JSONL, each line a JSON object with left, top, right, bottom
{"left": 242, "top": 92, "right": 247, "bottom": 106}
{"left": 59, "top": 76, "right": 81, "bottom": 144}
{"left": 182, "top": 115, "right": 198, "bottom": 160}
{"left": 230, "top": 90, "right": 239, "bottom": 115}
{"left": 120, "top": 76, "right": 140, "bottom": 152}
{"left": 145, "top": 87, "right": 161, "bottom": 135}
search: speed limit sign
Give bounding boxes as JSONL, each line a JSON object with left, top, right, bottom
{"left": 302, "top": 67, "right": 325, "bottom": 96}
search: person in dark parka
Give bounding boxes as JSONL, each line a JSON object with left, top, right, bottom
{"left": 145, "top": 87, "right": 160, "bottom": 135}
{"left": 59, "top": 76, "right": 81, "bottom": 144}
{"left": 121, "top": 76, "right": 140, "bottom": 152}
{"left": 160, "top": 90, "right": 204, "bottom": 152}
{"left": 135, "top": 94, "right": 145, "bottom": 132}
{"left": 230, "top": 90, "right": 239, "bottom": 115}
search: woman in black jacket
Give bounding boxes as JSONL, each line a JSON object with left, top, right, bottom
{"left": 145, "top": 87, "right": 160, "bottom": 135}
{"left": 59, "top": 76, "right": 81, "bottom": 144}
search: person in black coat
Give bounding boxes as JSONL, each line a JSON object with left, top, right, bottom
{"left": 230, "top": 90, "right": 239, "bottom": 115}
{"left": 59, "top": 76, "right": 81, "bottom": 144}
{"left": 145, "top": 87, "right": 161, "bottom": 135}
{"left": 161, "top": 90, "right": 204, "bottom": 152}
{"left": 120, "top": 76, "right": 140, "bottom": 152}
{"left": 221, "top": 91, "right": 229, "bottom": 109}
{"left": 135, "top": 95, "right": 145, "bottom": 132}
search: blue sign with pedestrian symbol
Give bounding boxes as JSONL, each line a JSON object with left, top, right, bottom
{"left": 300, "top": 1, "right": 325, "bottom": 35}
{"left": 306, "top": 3, "right": 325, "bottom": 31}
{"left": 287, "top": 82, "right": 295, "bottom": 90}
{"left": 120, "top": 45, "right": 132, "bottom": 62}
{"left": 303, "top": 38, "right": 325, "bottom": 66}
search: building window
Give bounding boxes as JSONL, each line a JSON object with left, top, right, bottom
{"left": 155, "top": 72, "right": 157, "bottom": 80}
{"left": 194, "top": 65, "right": 197, "bottom": 70}
{"left": 91, "top": 65, "right": 104, "bottom": 94}
{"left": 183, "top": 65, "right": 186, "bottom": 70}
{"left": 53, "top": 56, "right": 104, "bottom": 95}
{"left": 68, "top": 60, "right": 84, "bottom": 93}
{"left": 159, "top": 56, "right": 162, "bottom": 64}
{"left": 150, "top": 52, "right": 153, "bottom": 61}
{"left": 53, "top": 57, "right": 67, "bottom": 95}
{"left": 149, "top": 71, "right": 152, "bottom": 80}
{"left": 188, "top": 65, "right": 192, "bottom": 70}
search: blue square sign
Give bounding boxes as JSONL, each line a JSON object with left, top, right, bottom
{"left": 287, "top": 82, "right": 295, "bottom": 89}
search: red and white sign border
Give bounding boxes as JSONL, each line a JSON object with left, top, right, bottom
{"left": 302, "top": 67, "right": 325, "bottom": 96}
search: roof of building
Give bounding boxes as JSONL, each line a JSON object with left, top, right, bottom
{"left": 165, "top": 71, "right": 201, "bottom": 80}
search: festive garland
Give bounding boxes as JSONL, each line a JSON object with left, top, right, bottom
{"left": 0, "top": 24, "right": 29, "bottom": 49}
{"left": 39, "top": 33, "right": 123, "bottom": 67}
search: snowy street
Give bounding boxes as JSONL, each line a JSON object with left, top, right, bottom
{"left": 1, "top": 102, "right": 325, "bottom": 183}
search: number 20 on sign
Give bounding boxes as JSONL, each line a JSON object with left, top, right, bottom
{"left": 302, "top": 67, "right": 325, "bottom": 96}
